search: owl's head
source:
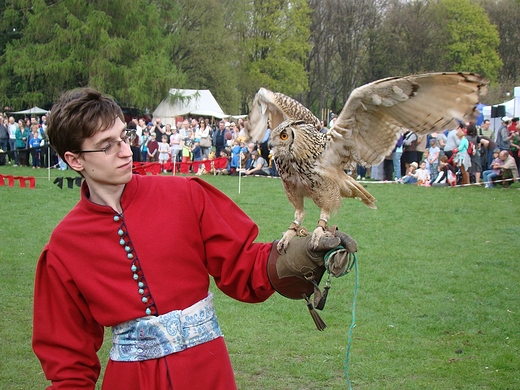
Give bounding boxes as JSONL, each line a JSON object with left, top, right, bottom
{"left": 270, "top": 119, "right": 325, "bottom": 160}
{"left": 269, "top": 119, "right": 302, "bottom": 151}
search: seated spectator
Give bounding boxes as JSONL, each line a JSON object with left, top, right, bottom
{"left": 415, "top": 161, "right": 431, "bottom": 185}
{"left": 431, "top": 162, "right": 449, "bottom": 187}
{"left": 493, "top": 150, "right": 519, "bottom": 188}
{"left": 245, "top": 151, "right": 270, "bottom": 176}
{"left": 400, "top": 162, "right": 418, "bottom": 184}
{"left": 482, "top": 148, "right": 502, "bottom": 188}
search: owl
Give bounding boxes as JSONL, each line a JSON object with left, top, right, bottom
{"left": 246, "top": 72, "right": 488, "bottom": 250}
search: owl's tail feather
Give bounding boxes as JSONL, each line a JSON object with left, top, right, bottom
{"left": 343, "top": 176, "right": 377, "bottom": 209}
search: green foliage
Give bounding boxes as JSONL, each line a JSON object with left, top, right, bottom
{"left": 435, "top": 0, "right": 502, "bottom": 82}
{"left": 0, "top": 0, "right": 184, "bottom": 110}
{"left": 239, "top": 0, "right": 311, "bottom": 105}
{"left": 1, "top": 166, "right": 519, "bottom": 389}
{"left": 167, "top": 0, "right": 243, "bottom": 114}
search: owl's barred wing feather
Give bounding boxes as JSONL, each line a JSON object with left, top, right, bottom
{"left": 327, "top": 72, "right": 488, "bottom": 167}
{"left": 246, "top": 87, "right": 321, "bottom": 143}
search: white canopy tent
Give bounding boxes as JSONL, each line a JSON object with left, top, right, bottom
{"left": 153, "top": 89, "right": 227, "bottom": 126}
{"left": 10, "top": 106, "right": 49, "bottom": 115}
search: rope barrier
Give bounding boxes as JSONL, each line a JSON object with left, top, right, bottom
{"left": 344, "top": 253, "right": 358, "bottom": 390}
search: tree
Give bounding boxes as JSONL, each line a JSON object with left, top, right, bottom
{"left": 0, "top": 0, "right": 184, "bottom": 111}
{"left": 306, "top": 0, "right": 382, "bottom": 116}
{"left": 164, "top": 0, "right": 244, "bottom": 115}
{"left": 238, "top": 0, "right": 311, "bottom": 110}
{"left": 365, "top": 0, "right": 446, "bottom": 80}
{"left": 434, "top": 0, "right": 502, "bottom": 83}
{"left": 477, "top": 0, "right": 520, "bottom": 99}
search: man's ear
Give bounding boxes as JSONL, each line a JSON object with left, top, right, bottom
{"left": 63, "top": 151, "right": 85, "bottom": 173}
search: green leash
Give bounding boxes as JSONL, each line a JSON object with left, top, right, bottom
{"left": 344, "top": 253, "right": 358, "bottom": 390}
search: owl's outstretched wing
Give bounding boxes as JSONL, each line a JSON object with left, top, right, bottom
{"left": 326, "top": 72, "right": 488, "bottom": 167}
{"left": 246, "top": 87, "right": 321, "bottom": 143}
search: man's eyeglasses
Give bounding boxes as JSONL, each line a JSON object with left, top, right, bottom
{"left": 73, "top": 130, "right": 136, "bottom": 155}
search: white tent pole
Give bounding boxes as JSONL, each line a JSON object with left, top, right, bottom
{"left": 238, "top": 152, "right": 242, "bottom": 194}
{"left": 47, "top": 146, "right": 50, "bottom": 181}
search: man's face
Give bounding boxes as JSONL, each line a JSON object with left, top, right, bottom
{"left": 482, "top": 121, "right": 490, "bottom": 129}
{"left": 219, "top": 122, "right": 225, "bottom": 130}
{"left": 68, "top": 117, "right": 133, "bottom": 190}
{"left": 191, "top": 119, "right": 198, "bottom": 127}
{"left": 499, "top": 151, "right": 508, "bottom": 161}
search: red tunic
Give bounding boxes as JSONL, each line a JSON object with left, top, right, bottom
{"left": 33, "top": 175, "right": 275, "bottom": 389}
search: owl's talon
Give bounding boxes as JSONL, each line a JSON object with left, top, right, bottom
{"left": 310, "top": 226, "right": 333, "bottom": 250}
{"left": 277, "top": 229, "right": 298, "bottom": 252}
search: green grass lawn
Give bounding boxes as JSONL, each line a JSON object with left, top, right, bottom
{"left": 1, "top": 165, "right": 519, "bottom": 389}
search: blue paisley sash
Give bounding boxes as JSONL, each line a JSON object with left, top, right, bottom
{"left": 110, "top": 292, "right": 222, "bottom": 361}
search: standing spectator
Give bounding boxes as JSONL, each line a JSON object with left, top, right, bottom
{"left": 16, "top": 119, "right": 31, "bottom": 166}
{"left": 170, "top": 126, "right": 183, "bottom": 164}
{"left": 213, "top": 121, "right": 228, "bottom": 157}
{"left": 478, "top": 119, "right": 493, "bottom": 138}
{"left": 127, "top": 122, "right": 140, "bottom": 162}
{"left": 444, "top": 125, "right": 462, "bottom": 159}
{"left": 0, "top": 114, "right": 8, "bottom": 155}
{"left": 137, "top": 118, "right": 146, "bottom": 138}
{"left": 146, "top": 133, "right": 158, "bottom": 162}
{"left": 154, "top": 118, "right": 166, "bottom": 141}
{"left": 229, "top": 139, "right": 242, "bottom": 174}
{"left": 29, "top": 124, "right": 42, "bottom": 168}
{"left": 415, "top": 135, "right": 427, "bottom": 163}
{"left": 435, "top": 131, "right": 447, "bottom": 157}
{"left": 466, "top": 123, "right": 482, "bottom": 184}
{"left": 428, "top": 139, "right": 440, "bottom": 181}
{"left": 191, "top": 138, "right": 203, "bottom": 172}
{"left": 402, "top": 131, "right": 418, "bottom": 175}
{"left": 259, "top": 124, "right": 270, "bottom": 159}
{"left": 7, "top": 116, "right": 19, "bottom": 165}
{"left": 198, "top": 120, "right": 212, "bottom": 159}
{"left": 383, "top": 152, "right": 394, "bottom": 181}
{"left": 392, "top": 134, "right": 404, "bottom": 181}
{"left": 455, "top": 129, "right": 471, "bottom": 185}
{"left": 509, "top": 121, "right": 520, "bottom": 172}
{"left": 496, "top": 116, "right": 512, "bottom": 151}
{"left": 139, "top": 128, "right": 150, "bottom": 162}
{"left": 158, "top": 134, "right": 170, "bottom": 169}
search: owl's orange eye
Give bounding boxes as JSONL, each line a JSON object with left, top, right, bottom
{"left": 280, "top": 131, "right": 288, "bottom": 140}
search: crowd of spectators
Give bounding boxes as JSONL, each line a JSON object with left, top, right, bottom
{"left": 128, "top": 116, "right": 278, "bottom": 176}
{"left": 1, "top": 112, "right": 519, "bottom": 189}
{"left": 359, "top": 118, "right": 519, "bottom": 189}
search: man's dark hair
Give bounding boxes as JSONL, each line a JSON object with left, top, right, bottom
{"left": 47, "top": 88, "right": 124, "bottom": 157}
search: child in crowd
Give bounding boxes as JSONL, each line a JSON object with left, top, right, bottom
{"left": 147, "top": 133, "right": 158, "bottom": 162}
{"left": 158, "top": 135, "right": 170, "bottom": 170}
{"left": 422, "top": 149, "right": 430, "bottom": 174}
{"left": 428, "top": 139, "right": 440, "bottom": 181}
{"left": 415, "top": 161, "right": 431, "bottom": 185}
{"left": 29, "top": 125, "right": 42, "bottom": 168}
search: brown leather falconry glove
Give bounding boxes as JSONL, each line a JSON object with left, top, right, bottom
{"left": 267, "top": 228, "right": 357, "bottom": 330}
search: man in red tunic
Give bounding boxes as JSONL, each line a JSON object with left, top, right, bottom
{"left": 32, "top": 88, "right": 356, "bottom": 389}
